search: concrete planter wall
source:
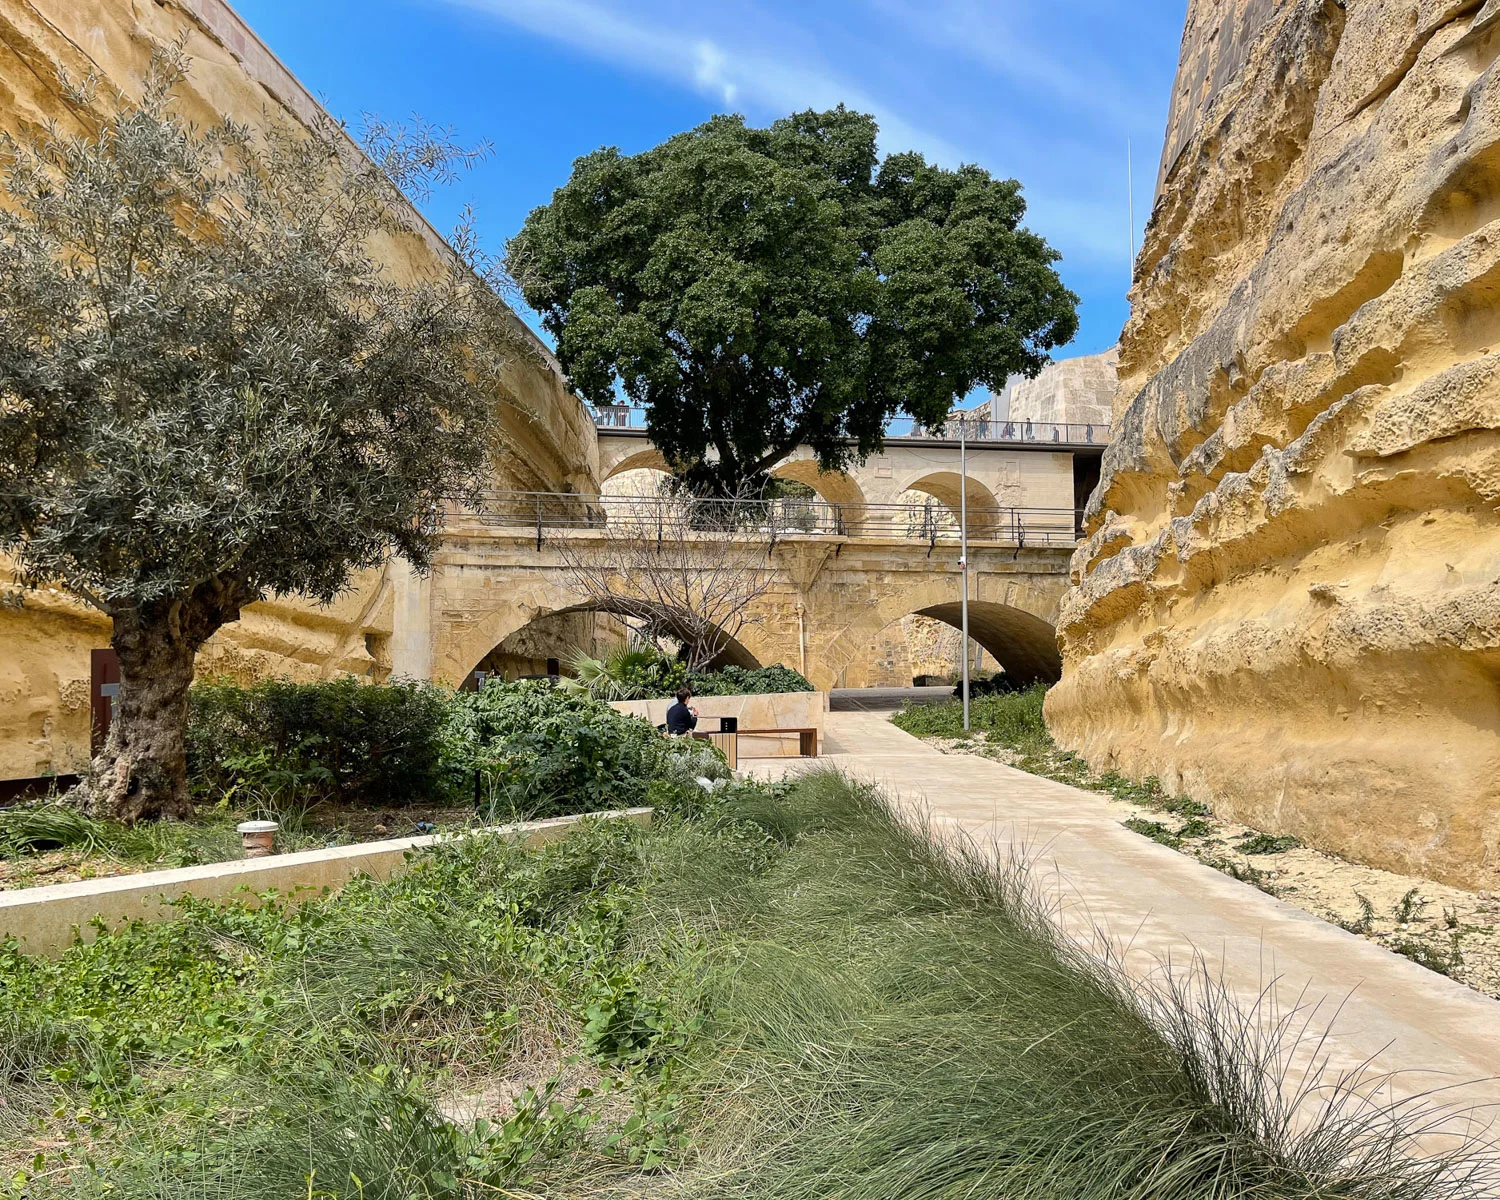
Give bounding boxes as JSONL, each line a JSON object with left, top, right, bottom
{"left": 0, "top": 807, "right": 651, "bottom": 956}
{"left": 610, "top": 691, "right": 827, "bottom": 757}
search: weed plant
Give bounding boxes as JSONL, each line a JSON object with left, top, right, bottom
{"left": 0, "top": 771, "right": 1492, "bottom": 1198}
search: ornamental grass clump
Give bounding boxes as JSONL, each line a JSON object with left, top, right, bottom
{"left": 2, "top": 771, "right": 1492, "bottom": 1199}
{"left": 661, "top": 770, "right": 1495, "bottom": 1200}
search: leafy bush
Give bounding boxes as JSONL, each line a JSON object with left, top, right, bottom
{"left": 686, "top": 663, "right": 813, "bottom": 696}
{"left": 571, "top": 647, "right": 686, "bottom": 701}
{"left": 443, "top": 680, "right": 727, "bottom": 819}
{"left": 570, "top": 649, "right": 812, "bottom": 701}
{"left": 187, "top": 676, "right": 451, "bottom": 810}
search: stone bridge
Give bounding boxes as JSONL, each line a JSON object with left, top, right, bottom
{"left": 383, "top": 419, "right": 1108, "bottom": 690}
{"left": 390, "top": 510, "right": 1073, "bottom": 692}
{"left": 596, "top": 422, "right": 1102, "bottom": 521}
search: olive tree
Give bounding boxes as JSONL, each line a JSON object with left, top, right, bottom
{"left": 0, "top": 49, "right": 514, "bottom": 821}
{"left": 508, "top": 106, "right": 1079, "bottom": 495}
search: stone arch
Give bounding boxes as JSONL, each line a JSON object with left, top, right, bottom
{"left": 818, "top": 572, "right": 1062, "bottom": 689}
{"left": 602, "top": 465, "right": 674, "bottom": 499}
{"left": 442, "top": 585, "right": 762, "bottom": 687}
{"left": 769, "top": 455, "right": 868, "bottom": 535}
{"left": 898, "top": 471, "right": 1003, "bottom": 538}
{"left": 909, "top": 601, "right": 1060, "bottom": 685}
{"left": 600, "top": 444, "right": 671, "bottom": 482}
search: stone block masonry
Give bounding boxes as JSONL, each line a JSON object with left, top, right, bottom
{"left": 1048, "top": 0, "right": 1500, "bottom": 889}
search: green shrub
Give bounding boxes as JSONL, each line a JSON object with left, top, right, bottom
{"left": 685, "top": 663, "right": 813, "bottom": 696}
{"left": 187, "top": 676, "right": 451, "bottom": 810}
{"left": 443, "top": 680, "right": 726, "bottom": 820}
{"left": 571, "top": 648, "right": 812, "bottom": 701}
{"left": 892, "top": 682, "right": 1049, "bottom": 751}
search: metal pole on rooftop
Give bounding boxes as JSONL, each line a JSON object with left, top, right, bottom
{"left": 960, "top": 416, "right": 970, "bottom": 732}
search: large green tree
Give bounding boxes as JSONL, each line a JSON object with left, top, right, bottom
{"left": 0, "top": 49, "right": 512, "bottom": 821}
{"left": 508, "top": 106, "right": 1079, "bottom": 494}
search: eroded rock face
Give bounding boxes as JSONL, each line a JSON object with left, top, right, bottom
{"left": 1047, "top": 0, "right": 1500, "bottom": 888}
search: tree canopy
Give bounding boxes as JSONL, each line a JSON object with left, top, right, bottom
{"left": 0, "top": 48, "right": 511, "bottom": 819}
{"left": 508, "top": 106, "right": 1079, "bottom": 494}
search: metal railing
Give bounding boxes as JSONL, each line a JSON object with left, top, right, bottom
{"left": 473, "top": 490, "right": 1082, "bottom": 547}
{"left": 589, "top": 405, "right": 1110, "bottom": 446}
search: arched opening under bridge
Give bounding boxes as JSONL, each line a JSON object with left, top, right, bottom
{"left": 829, "top": 594, "right": 1061, "bottom": 690}
{"left": 463, "top": 599, "right": 762, "bottom": 689}
{"left": 900, "top": 472, "right": 1003, "bottom": 538}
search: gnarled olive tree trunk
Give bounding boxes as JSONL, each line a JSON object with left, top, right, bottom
{"left": 81, "top": 577, "right": 250, "bottom": 823}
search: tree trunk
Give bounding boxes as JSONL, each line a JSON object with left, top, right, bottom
{"left": 80, "top": 578, "right": 249, "bottom": 823}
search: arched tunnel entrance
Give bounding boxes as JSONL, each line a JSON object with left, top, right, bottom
{"left": 844, "top": 600, "right": 1061, "bottom": 690}
{"left": 915, "top": 601, "right": 1061, "bottom": 686}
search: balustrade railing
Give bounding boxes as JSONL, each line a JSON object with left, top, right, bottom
{"left": 589, "top": 405, "right": 1110, "bottom": 446}
{"left": 475, "top": 490, "right": 1082, "bottom": 547}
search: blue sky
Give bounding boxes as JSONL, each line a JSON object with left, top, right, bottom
{"left": 235, "top": 0, "right": 1185, "bottom": 365}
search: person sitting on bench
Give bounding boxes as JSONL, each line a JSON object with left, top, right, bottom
{"left": 665, "top": 686, "right": 698, "bottom": 735}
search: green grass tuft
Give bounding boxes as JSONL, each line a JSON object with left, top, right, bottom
{"left": 3, "top": 771, "right": 1493, "bottom": 1199}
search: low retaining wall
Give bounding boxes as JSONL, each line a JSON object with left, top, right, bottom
{"left": 0, "top": 807, "right": 652, "bottom": 956}
{"left": 610, "top": 691, "right": 827, "bottom": 757}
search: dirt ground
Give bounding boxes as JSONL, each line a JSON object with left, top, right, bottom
{"left": 927, "top": 735, "right": 1500, "bottom": 1001}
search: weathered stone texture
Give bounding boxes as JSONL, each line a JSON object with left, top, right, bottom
{"left": 1048, "top": 0, "right": 1500, "bottom": 888}
{"left": 994, "top": 348, "right": 1119, "bottom": 427}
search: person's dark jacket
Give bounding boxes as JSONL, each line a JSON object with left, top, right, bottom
{"left": 665, "top": 700, "right": 697, "bottom": 735}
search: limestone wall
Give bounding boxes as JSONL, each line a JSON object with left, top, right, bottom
{"left": 1047, "top": 0, "right": 1500, "bottom": 889}
{"left": 0, "top": 0, "right": 599, "bottom": 781}
{"left": 993, "top": 348, "right": 1120, "bottom": 427}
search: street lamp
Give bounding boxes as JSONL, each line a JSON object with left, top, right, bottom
{"left": 959, "top": 416, "right": 970, "bottom": 732}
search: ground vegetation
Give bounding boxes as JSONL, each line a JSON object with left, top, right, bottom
{"left": 1, "top": 769, "right": 1488, "bottom": 1198}
{"left": 0, "top": 680, "right": 723, "bottom": 890}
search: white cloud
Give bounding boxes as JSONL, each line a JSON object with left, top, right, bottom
{"left": 870, "top": 0, "right": 1161, "bottom": 136}
{"left": 427, "top": 0, "right": 1149, "bottom": 270}
{"left": 433, "top": 0, "right": 969, "bottom": 164}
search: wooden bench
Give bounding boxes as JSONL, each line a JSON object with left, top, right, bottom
{"left": 691, "top": 730, "right": 739, "bottom": 769}
{"left": 737, "top": 727, "right": 819, "bottom": 758}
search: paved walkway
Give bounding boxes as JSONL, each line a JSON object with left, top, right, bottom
{"left": 746, "top": 712, "right": 1500, "bottom": 1133}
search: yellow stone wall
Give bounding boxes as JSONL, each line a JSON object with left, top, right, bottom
{"left": 0, "top": 0, "right": 599, "bottom": 781}
{"left": 1047, "top": 0, "right": 1500, "bottom": 888}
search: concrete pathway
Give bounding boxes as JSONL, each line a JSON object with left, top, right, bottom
{"left": 745, "top": 711, "right": 1500, "bottom": 1134}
